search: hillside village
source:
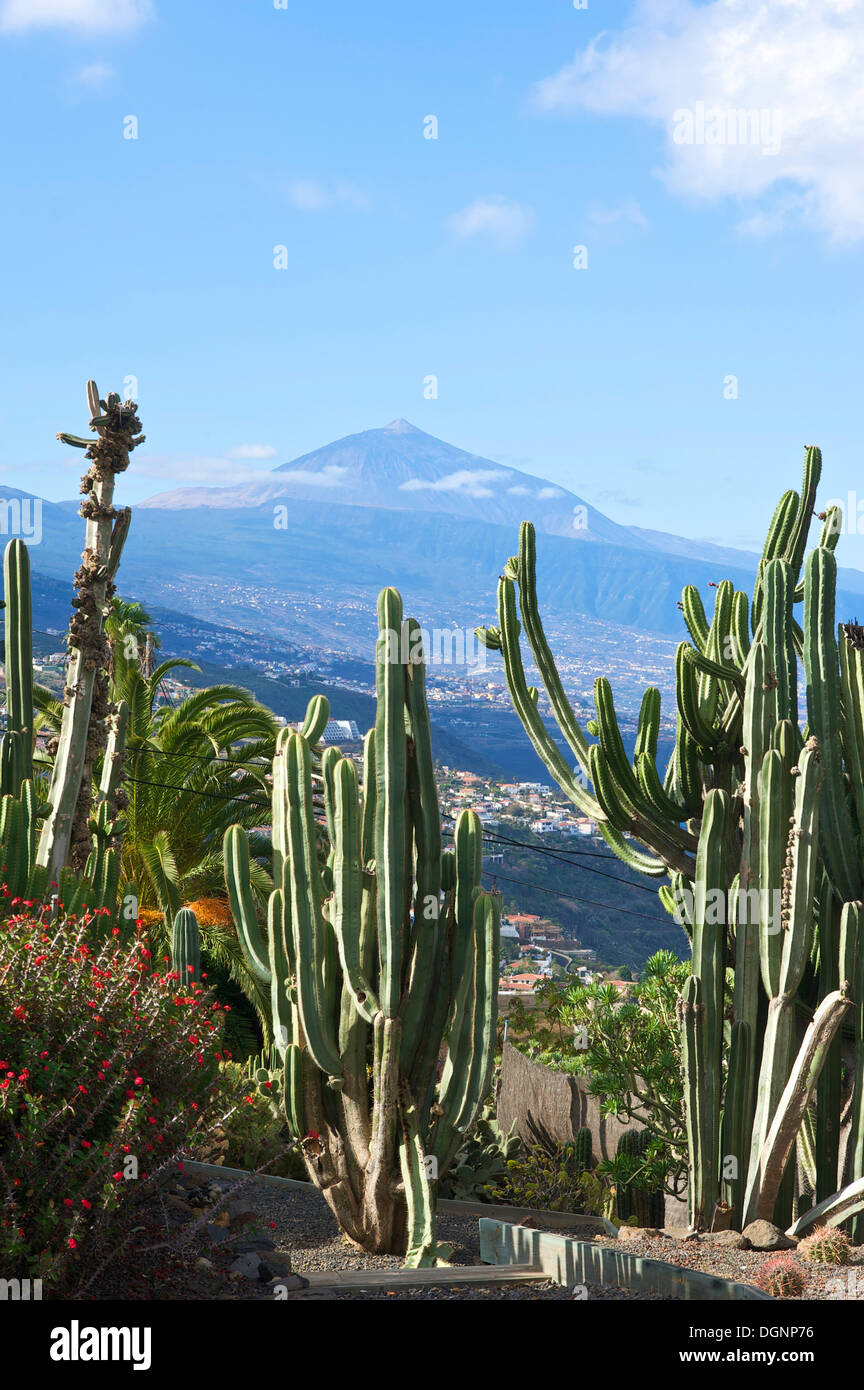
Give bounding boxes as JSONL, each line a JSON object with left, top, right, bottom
{"left": 10, "top": 657, "right": 637, "bottom": 1006}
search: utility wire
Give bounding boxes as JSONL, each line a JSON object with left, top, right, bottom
{"left": 119, "top": 771, "right": 673, "bottom": 925}
{"left": 475, "top": 867, "right": 676, "bottom": 927}
{"left": 442, "top": 821, "right": 660, "bottom": 897}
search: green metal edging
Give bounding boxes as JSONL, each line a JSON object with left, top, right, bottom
{"left": 479, "top": 1219, "right": 773, "bottom": 1301}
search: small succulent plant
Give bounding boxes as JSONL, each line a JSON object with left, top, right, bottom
{"left": 797, "top": 1224, "right": 851, "bottom": 1265}
{"left": 755, "top": 1254, "right": 805, "bottom": 1298}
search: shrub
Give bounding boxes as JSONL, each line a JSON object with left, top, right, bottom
{"left": 437, "top": 1100, "right": 521, "bottom": 1203}
{"left": 494, "top": 1141, "right": 612, "bottom": 1215}
{"left": 0, "top": 908, "right": 240, "bottom": 1295}
{"left": 797, "top": 1225, "right": 851, "bottom": 1265}
{"left": 505, "top": 952, "right": 688, "bottom": 1201}
{"left": 754, "top": 1254, "right": 805, "bottom": 1298}
{"left": 217, "top": 1060, "right": 305, "bottom": 1180}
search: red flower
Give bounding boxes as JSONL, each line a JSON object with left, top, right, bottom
{"left": 81, "top": 1199, "right": 92, "bottom": 1210}
{"left": 68, "top": 1238, "right": 77, "bottom": 1250}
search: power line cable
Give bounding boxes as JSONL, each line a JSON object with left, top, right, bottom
{"left": 119, "top": 771, "right": 674, "bottom": 926}
{"left": 476, "top": 867, "right": 677, "bottom": 927}
{"left": 442, "top": 821, "right": 661, "bottom": 897}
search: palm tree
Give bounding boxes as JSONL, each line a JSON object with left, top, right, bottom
{"left": 105, "top": 595, "right": 161, "bottom": 676}
{"left": 35, "top": 615, "right": 280, "bottom": 1040}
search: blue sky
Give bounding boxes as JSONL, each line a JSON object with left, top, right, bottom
{"left": 1, "top": 0, "right": 863, "bottom": 566}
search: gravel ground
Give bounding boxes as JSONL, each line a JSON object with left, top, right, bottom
{"left": 88, "top": 1173, "right": 862, "bottom": 1302}
{"left": 594, "top": 1231, "right": 864, "bottom": 1300}
{"left": 84, "top": 1173, "right": 657, "bottom": 1301}
{"left": 219, "top": 1177, "right": 600, "bottom": 1300}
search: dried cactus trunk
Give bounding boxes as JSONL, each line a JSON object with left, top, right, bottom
{"left": 37, "top": 381, "right": 140, "bottom": 880}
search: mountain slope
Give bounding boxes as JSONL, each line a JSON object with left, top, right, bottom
{"left": 138, "top": 418, "right": 646, "bottom": 546}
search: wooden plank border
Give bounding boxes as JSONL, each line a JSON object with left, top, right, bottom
{"left": 302, "top": 1264, "right": 542, "bottom": 1291}
{"left": 479, "top": 1220, "right": 773, "bottom": 1301}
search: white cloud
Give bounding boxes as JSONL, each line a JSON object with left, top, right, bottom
{"left": 401, "top": 469, "right": 508, "bottom": 499}
{"left": 277, "top": 465, "right": 347, "bottom": 485}
{"left": 226, "top": 443, "right": 278, "bottom": 460}
{"left": 538, "top": 486, "right": 565, "bottom": 499}
{"left": 534, "top": 0, "right": 864, "bottom": 243}
{"left": 134, "top": 454, "right": 270, "bottom": 487}
{"left": 447, "top": 196, "right": 536, "bottom": 249}
{"left": 288, "top": 181, "right": 369, "bottom": 212}
{"left": 587, "top": 199, "right": 647, "bottom": 234}
{"left": 1, "top": 0, "right": 153, "bottom": 33}
{"left": 507, "top": 485, "right": 532, "bottom": 496}
{"left": 72, "top": 61, "right": 114, "bottom": 88}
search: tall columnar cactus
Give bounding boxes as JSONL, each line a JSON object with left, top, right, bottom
{"left": 37, "top": 381, "right": 140, "bottom": 880}
{"left": 479, "top": 446, "right": 864, "bottom": 1234}
{"left": 1, "top": 539, "right": 34, "bottom": 795}
{"left": 225, "top": 588, "right": 500, "bottom": 1261}
{"left": 616, "top": 1128, "right": 665, "bottom": 1226}
{"left": 572, "top": 1125, "right": 593, "bottom": 1173}
{"left": 171, "top": 907, "right": 201, "bottom": 987}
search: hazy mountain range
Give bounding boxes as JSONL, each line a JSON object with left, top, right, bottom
{"left": 8, "top": 419, "right": 863, "bottom": 659}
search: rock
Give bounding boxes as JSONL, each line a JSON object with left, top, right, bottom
{"left": 229, "top": 1252, "right": 266, "bottom": 1280}
{"left": 187, "top": 1181, "right": 225, "bottom": 1209}
{"left": 616, "top": 1226, "right": 667, "bottom": 1242}
{"left": 229, "top": 1210, "right": 260, "bottom": 1230}
{"left": 205, "top": 1224, "right": 233, "bottom": 1245}
{"left": 195, "top": 1258, "right": 214, "bottom": 1270}
{"left": 742, "top": 1220, "right": 796, "bottom": 1251}
{"left": 227, "top": 1199, "right": 258, "bottom": 1219}
{"left": 703, "top": 1230, "right": 748, "bottom": 1249}
{"left": 269, "top": 1274, "right": 309, "bottom": 1292}
{"left": 264, "top": 1252, "right": 295, "bottom": 1276}
{"left": 229, "top": 1237, "right": 276, "bottom": 1254}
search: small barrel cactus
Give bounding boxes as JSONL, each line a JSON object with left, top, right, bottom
{"left": 797, "top": 1225, "right": 851, "bottom": 1265}
{"left": 755, "top": 1254, "right": 805, "bottom": 1298}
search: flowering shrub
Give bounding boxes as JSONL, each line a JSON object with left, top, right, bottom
{"left": 0, "top": 908, "right": 239, "bottom": 1295}
{"left": 754, "top": 1254, "right": 805, "bottom": 1298}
